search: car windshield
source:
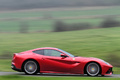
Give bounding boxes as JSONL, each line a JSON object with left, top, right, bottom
{"left": 59, "top": 49, "right": 75, "bottom": 57}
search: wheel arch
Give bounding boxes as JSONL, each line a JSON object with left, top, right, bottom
{"left": 84, "top": 61, "right": 102, "bottom": 74}
{"left": 21, "top": 58, "right": 40, "bottom": 72}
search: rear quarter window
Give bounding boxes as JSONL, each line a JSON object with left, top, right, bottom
{"left": 33, "top": 50, "right": 44, "bottom": 55}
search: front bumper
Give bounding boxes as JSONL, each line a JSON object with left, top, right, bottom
{"left": 101, "top": 63, "right": 113, "bottom": 75}
{"left": 102, "top": 66, "right": 113, "bottom": 75}
{"left": 104, "top": 68, "right": 113, "bottom": 75}
{"left": 11, "top": 64, "right": 22, "bottom": 72}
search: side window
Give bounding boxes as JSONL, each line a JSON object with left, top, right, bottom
{"left": 44, "top": 49, "right": 62, "bottom": 57}
{"left": 33, "top": 50, "right": 44, "bottom": 55}
{"left": 44, "top": 50, "right": 52, "bottom": 56}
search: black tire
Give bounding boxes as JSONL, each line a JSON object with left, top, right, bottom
{"left": 86, "top": 62, "right": 100, "bottom": 76}
{"left": 23, "top": 60, "right": 39, "bottom": 75}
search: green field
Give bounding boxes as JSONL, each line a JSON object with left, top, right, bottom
{"left": 1, "top": 27, "right": 120, "bottom": 57}
{"left": 0, "top": 20, "right": 54, "bottom": 32}
{"left": 0, "top": 75, "right": 119, "bottom": 80}
{"left": 0, "top": 6, "right": 120, "bottom": 32}
{"left": 1, "top": 6, "right": 120, "bottom": 18}
{"left": 0, "top": 18, "right": 103, "bottom": 32}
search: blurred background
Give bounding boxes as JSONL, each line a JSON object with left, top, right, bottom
{"left": 0, "top": 0, "right": 120, "bottom": 73}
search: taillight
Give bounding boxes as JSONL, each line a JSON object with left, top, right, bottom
{"left": 12, "top": 53, "right": 17, "bottom": 62}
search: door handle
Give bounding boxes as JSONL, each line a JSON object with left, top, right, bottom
{"left": 42, "top": 58, "right": 44, "bottom": 60}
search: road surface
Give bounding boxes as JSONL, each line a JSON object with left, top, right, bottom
{"left": 0, "top": 72, "right": 120, "bottom": 78}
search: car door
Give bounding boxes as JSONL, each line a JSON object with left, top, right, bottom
{"left": 40, "top": 49, "right": 81, "bottom": 73}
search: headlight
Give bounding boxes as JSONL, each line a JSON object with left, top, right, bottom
{"left": 100, "top": 59, "right": 110, "bottom": 65}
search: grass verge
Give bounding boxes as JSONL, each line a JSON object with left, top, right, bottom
{"left": 0, "top": 75, "right": 120, "bottom": 80}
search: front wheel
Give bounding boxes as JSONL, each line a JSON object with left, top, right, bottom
{"left": 86, "top": 62, "right": 100, "bottom": 76}
{"left": 24, "top": 60, "right": 38, "bottom": 75}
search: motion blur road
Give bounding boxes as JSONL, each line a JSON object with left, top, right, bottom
{"left": 0, "top": 72, "right": 120, "bottom": 78}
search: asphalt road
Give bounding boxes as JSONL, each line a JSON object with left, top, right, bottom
{"left": 0, "top": 72, "right": 120, "bottom": 78}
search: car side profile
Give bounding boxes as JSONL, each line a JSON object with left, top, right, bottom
{"left": 11, "top": 47, "right": 113, "bottom": 76}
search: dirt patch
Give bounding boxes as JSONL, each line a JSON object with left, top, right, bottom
{"left": 0, "top": 6, "right": 115, "bottom": 13}
{"left": 0, "top": 15, "right": 120, "bottom": 21}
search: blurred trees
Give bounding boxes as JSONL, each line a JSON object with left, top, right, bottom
{"left": 54, "top": 21, "right": 66, "bottom": 32}
{"left": 100, "top": 18, "right": 120, "bottom": 28}
{"left": 54, "top": 21, "right": 91, "bottom": 32}
{"left": 54, "top": 18, "right": 120, "bottom": 32}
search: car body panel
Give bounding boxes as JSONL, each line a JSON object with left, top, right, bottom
{"left": 11, "top": 47, "right": 113, "bottom": 75}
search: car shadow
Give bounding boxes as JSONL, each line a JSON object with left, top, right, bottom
{"left": 19, "top": 73, "right": 112, "bottom": 77}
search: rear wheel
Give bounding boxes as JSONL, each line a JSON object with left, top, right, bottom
{"left": 24, "top": 60, "right": 38, "bottom": 75}
{"left": 86, "top": 62, "right": 100, "bottom": 76}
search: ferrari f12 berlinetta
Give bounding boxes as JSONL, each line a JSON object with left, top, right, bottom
{"left": 11, "top": 47, "right": 113, "bottom": 76}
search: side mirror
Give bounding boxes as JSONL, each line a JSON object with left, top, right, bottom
{"left": 61, "top": 54, "right": 68, "bottom": 58}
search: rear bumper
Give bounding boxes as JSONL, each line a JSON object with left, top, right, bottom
{"left": 11, "top": 64, "right": 22, "bottom": 72}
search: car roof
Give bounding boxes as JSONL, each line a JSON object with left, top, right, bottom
{"left": 32, "top": 47, "right": 59, "bottom": 51}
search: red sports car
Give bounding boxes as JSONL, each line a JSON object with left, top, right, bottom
{"left": 11, "top": 47, "right": 113, "bottom": 76}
